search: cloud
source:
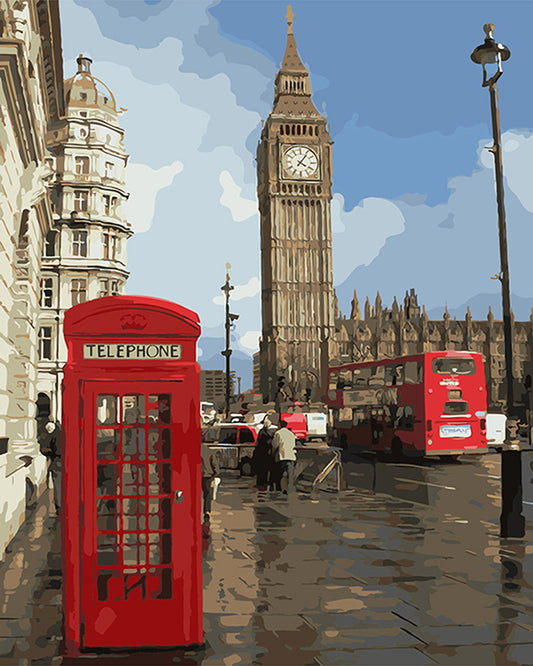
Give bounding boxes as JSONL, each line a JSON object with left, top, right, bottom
{"left": 125, "top": 161, "right": 183, "bottom": 233}
{"left": 219, "top": 170, "right": 258, "bottom": 222}
{"left": 335, "top": 130, "right": 533, "bottom": 313}
{"left": 331, "top": 194, "right": 406, "bottom": 284}
{"left": 239, "top": 330, "right": 261, "bottom": 351}
{"left": 212, "top": 276, "right": 260, "bottom": 305}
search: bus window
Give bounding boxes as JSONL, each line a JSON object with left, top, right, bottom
{"left": 399, "top": 405, "right": 414, "bottom": 430}
{"left": 387, "top": 364, "right": 404, "bottom": 386}
{"left": 339, "top": 369, "right": 353, "bottom": 389}
{"left": 417, "top": 361, "right": 424, "bottom": 383}
{"left": 432, "top": 357, "right": 476, "bottom": 375}
{"left": 405, "top": 361, "right": 418, "bottom": 385}
{"left": 352, "top": 367, "right": 371, "bottom": 386}
{"left": 328, "top": 371, "right": 339, "bottom": 390}
{"left": 443, "top": 401, "right": 469, "bottom": 415}
{"left": 339, "top": 407, "right": 353, "bottom": 422}
{"left": 369, "top": 365, "right": 385, "bottom": 386}
{"left": 448, "top": 389, "right": 462, "bottom": 399}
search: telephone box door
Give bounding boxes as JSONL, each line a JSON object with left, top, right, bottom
{"left": 80, "top": 380, "right": 200, "bottom": 648}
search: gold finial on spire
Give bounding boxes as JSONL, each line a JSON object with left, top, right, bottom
{"left": 286, "top": 4, "right": 294, "bottom": 35}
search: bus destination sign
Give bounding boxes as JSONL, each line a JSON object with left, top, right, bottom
{"left": 83, "top": 343, "right": 182, "bottom": 360}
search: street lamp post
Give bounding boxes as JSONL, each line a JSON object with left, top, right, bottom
{"left": 220, "top": 264, "right": 239, "bottom": 420}
{"left": 471, "top": 24, "right": 525, "bottom": 539}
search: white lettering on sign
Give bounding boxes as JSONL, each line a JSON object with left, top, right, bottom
{"left": 83, "top": 343, "right": 182, "bottom": 360}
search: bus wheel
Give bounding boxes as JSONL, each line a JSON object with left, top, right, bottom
{"left": 239, "top": 457, "right": 253, "bottom": 476}
{"left": 391, "top": 437, "right": 403, "bottom": 460}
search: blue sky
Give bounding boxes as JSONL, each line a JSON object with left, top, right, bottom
{"left": 60, "top": 0, "right": 533, "bottom": 381}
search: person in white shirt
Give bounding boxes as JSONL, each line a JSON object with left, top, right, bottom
{"left": 271, "top": 420, "right": 297, "bottom": 493}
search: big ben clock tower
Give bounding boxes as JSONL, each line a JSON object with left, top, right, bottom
{"left": 257, "top": 6, "right": 335, "bottom": 402}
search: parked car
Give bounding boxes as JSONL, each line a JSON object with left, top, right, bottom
{"left": 202, "top": 423, "right": 258, "bottom": 475}
{"left": 281, "top": 412, "right": 308, "bottom": 442}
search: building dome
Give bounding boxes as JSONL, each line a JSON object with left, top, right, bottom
{"left": 64, "top": 55, "right": 117, "bottom": 113}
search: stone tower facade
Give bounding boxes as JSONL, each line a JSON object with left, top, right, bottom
{"left": 257, "top": 7, "right": 335, "bottom": 402}
{"left": 37, "top": 55, "right": 132, "bottom": 419}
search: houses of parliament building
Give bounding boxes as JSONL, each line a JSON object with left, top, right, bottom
{"left": 256, "top": 7, "right": 533, "bottom": 410}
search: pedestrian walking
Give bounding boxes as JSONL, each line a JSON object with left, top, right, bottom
{"left": 271, "top": 419, "right": 297, "bottom": 494}
{"left": 252, "top": 416, "right": 276, "bottom": 490}
{"left": 201, "top": 441, "right": 220, "bottom": 538}
{"left": 39, "top": 419, "right": 62, "bottom": 514}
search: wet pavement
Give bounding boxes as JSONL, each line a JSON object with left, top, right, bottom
{"left": 0, "top": 451, "right": 532, "bottom": 665}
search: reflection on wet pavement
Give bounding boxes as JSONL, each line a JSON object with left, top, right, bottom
{"left": 0, "top": 452, "right": 531, "bottom": 664}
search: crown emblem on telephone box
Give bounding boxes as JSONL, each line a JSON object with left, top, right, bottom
{"left": 120, "top": 314, "right": 147, "bottom": 330}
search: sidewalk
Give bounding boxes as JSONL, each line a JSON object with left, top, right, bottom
{"left": 0, "top": 457, "right": 532, "bottom": 665}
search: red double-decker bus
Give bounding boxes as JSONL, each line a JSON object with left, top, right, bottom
{"left": 326, "top": 351, "right": 488, "bottom": 459}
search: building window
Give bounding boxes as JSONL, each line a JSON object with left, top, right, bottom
{"left": 74, "top": 190, "right": 88, "bottom": 212}
{"left": 111, "top": 280, "right": 119, "bottom": 295}
{"left": 39, "top": 327, "right": 52, "bottom": 360}
{"left": 44, "top": 231, "right": 56, "bottom": 257}
{"left": 71, "top": 279, "right": 87, "bottom": 305}
{"left": 103, "top": 233, "right": 110, "bottom": 260}
{"left": 99, "top": 279, "right": 109, "bottom": 298}
{"left": 40, "top": 278, "right": 53, "bottom": 308}
{"left": 103, "top": 195, "right": 110, "bottom": 215}
{"left": 104, "top": 161, "right": 114, "bottom": 178}
{"left": 72, "top": 230, "right": 88, "bottom": 257}
{"left": 103, "top": 233, "right": 117, "bottom": 260}
{"left": 74, "top": 156, "right": 89, "bottom": 175}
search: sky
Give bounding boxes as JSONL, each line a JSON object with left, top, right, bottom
{"left": 59, "top": 0, "right": 533, "bottom": 385}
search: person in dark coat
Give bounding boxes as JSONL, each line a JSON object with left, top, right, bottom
{"left": 201, "top": 442, "right": 220, "bottom": 538}
{"left": 253, "top": 416, "right": 276, "bottom": 491}
{"left": 39, "top": 419, "right": 62, "bottom": 514}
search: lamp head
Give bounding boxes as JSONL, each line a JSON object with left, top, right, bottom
{"left": 471, "top": 23, "right": 510, "bottom": 86}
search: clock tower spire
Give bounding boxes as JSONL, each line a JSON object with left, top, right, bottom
{"left": 257, "top": 6, "right": 335, "bottom": 403}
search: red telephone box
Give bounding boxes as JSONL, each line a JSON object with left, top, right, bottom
{"left": 62, "top": 295, "right": 202, "bottom": 651}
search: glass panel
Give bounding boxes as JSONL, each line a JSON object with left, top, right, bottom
{"left": 149, "top": 568, "right": 172, "bottom": 600}
{"left": 123, "top": 428, "right": 146, "bottom": 461}
{"left": 239, "top": 428, "right": 255, "bottom": 444}
{"left": 147, "top": 428, "right": 171, "bottom": 460}
{"left": 122, "top": 498, "right": 146, "bottom": 531}
{"left": 96, "top": 395, "right": 118, "bottom": 425}
{"left": 122, "top": 395, "right": 146, "bottom": 425}
{"left": 97, "top": 569, "right": 121, "bottom": 602}
{"left": 97, "top": 534, "right": 119, "bottom": 566}
{"left": 148, "top": 394, "right": 171, "bottom": 424}
{"left": 443, "top": 401, "right": 469, "bottom": 415}
{"left": 448, "top": 389, "right": 463, "bottom": 400}
{"left": 97, "top": 464, "right": 118, "bottom": 496}
{"left": 148, "top": 497, "right": 171, "bottom": 530}
{"left": 122, "top": 464, "right": 146, "bottom": 496}
{"left": 124, "top": 572, "right": 147, "bottom": 601}
{"left": 97, "top": 429, "right": 120, "bottom": 460}
{"left": 218, "top": 428, "right": 238, "bottom": 444}
{"left": 97, "top": 498, "right": 119, "bottom": 531}
{"left": 148, "top": 463, "right": 171, "bottom": 495}
{"left": 123, "top": 533, "right": 147, "bottom": 566}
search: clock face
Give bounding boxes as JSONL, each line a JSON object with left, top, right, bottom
{"left": 282, "top": 146, "right": 319, "bottom": 179}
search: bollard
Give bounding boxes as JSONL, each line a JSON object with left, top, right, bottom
{"left": 499, "top": 419, "right": 525, "bottom": 539}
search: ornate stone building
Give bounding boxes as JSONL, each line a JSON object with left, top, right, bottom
{"left": 332, "top": 289, "right": 533, "bottom": 410}
{"left": 0, "top": 0, "right": 64, "bottom": 557}
{"left": 37, "top": 55, "right": 132, "bottom": 419}
{"left": 257, "top": 7, "right": 335, "bottom": 402}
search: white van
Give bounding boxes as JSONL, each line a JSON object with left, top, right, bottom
{"left": 486, "top": 413, "right": 506, "bottom": 447}
{"left": 305, "top": 412, "right": 328, "bottom": 439}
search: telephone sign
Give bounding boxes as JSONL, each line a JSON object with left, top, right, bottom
{"left": 62, "top": 296, "right": 202, "bottom": 651}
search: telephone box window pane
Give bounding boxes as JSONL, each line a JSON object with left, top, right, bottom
{"left": 122, "top": 498, "right": 146, "bottom": 531}
{"left": 122, "top": 464, "right": 146, "bottom": 496}
{"left": 148, "top": 394, "right": 171, "bottom": 424}
{"left": 147, "top": 429, "right": 171, "bottom": 460}
{"left": 97, "top": 464, "right": 118, "bottom": 496}
{"left": 123, "top": 533, "right": 147, "bottom": 566}
{"left": 97, "top": 569, "right": 121, "bottom": 602}
{"left": 149, "top": 568, "right": 172, "bottom": 600}
{"left": 148, "top": 533, "right": 172, "bottom": 565}
{"left": 96, "top": 395, "right": 118, "bottom": 425}
{"left": 148, "top": 463, "right": 171, "bottom": 495}
{"left": 97, "top": 498, "right": 119, "bottom": 531}
{"left": 122, "top": 429, "right": 146, "bottom": 461}
{"left": 122, "top": 395, "right": 146, "bottom": 425}
{"left": 124, "top": 572, "right": 147, "bottom": 601}
{"left": 148, "top": 497, "right": 171, "bottom": 530}
{"left": 97, "top": 429, "right": 120, "bottom": 460}
{"left": 97, "top": 534, "right": 119, "bottom": 566}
